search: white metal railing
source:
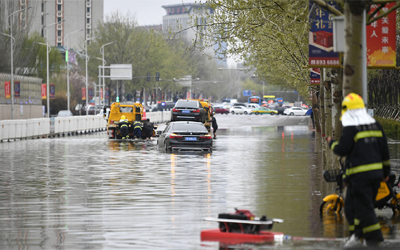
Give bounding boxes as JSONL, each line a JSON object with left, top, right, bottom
{"left": 0, "top": 111, "right": 171, "bottom": 142}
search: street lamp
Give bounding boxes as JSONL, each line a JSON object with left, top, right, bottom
{"left": 65, "top": 28, "right": 84, "bottom": 111}
{"left": 42, "top": 19, "right": 65, "bottom": 117}
{"left": 7, "top": 6, "right": 31, "bottom": 119}
{"left": 84, "top": 36, "right": 97, "bottom": 115}
{"left": 93, "top": 57, "right": 106, "bottom": 115}
{"left": 100, "top": 41, "right": 116, "bottom": 107}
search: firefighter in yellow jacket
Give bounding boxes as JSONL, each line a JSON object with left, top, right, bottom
{"left": 327, "top": 93, "right": 390, "bottom": 247}
{"left": 118, "top": 115, "right": 129, "bottom": 139}
{"left": 133, "top": 118, "right": 142, "bottom": 139}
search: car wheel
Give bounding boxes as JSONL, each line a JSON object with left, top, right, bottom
{"left": 270, "top": 112, "right": 275, "bottom": 116}
{"left": 231, "top": 111, "right": 235, "bottom": 115}
{"left": 225, "top": 111, "right": 229, "bottom": 115}
{"left": 244, "top": 111, "right": 248, "bottom": 115}
{"left": 255, "top": 112, "right": 259, "bottom": 115}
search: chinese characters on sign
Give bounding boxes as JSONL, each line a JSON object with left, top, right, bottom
{"left": 367, "top": 3, "right": 396, "bottom": 67}
{"left": 5, "top": 81, "right": 11, "bottom": 98}
{"left": 308, "top": 1, "right": 340, "bottom": 67}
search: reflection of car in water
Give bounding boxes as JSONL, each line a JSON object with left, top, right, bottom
{"left": 157, "top": 121, "right": 212, "bottom": 152}
{"left": 250, "top": 107, "right": 278, "bottom": 115}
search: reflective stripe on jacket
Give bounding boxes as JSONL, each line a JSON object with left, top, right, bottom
{"left": 328, "top": 121, "right": 390, "bottom": 181}
{"left": 133, "top": 121, "right": 142, "bottom": 129}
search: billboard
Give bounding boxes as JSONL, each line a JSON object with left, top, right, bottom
{"left": 309, "top": 1, "right": 340, "bottom": 67}
{"left": 310, "top": 68, "right": 321, "bottom": 85}
{"left": 4, "top": 81, "right": 11, "bottom": 99}
{"left": 82, "top": 88, "right": 86, "bottom": 100}
{"left": 14, "top": 81, "right": 20, "bottom": 98}
{"left": 41, "top": 84, "right": 46, "bottom": 99}
{"left": 367, "top": 3, "right": 396, "bottom": 67}
{"left": 50, "top": 84, "right": 55, "bottom": 99}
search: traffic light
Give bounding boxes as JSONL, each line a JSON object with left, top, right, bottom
{"left": 147, "top": 72, "right": 150, "bottom": 81}
{"left": 156, "top": 72, "right": 160, "bottom": 81}
{"left": 116, "top": 96, "right": 119, "bottom": 102}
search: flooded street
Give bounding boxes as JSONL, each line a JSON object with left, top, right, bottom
{"left": 1, "top": 115, "right": 400, "bottom": 249}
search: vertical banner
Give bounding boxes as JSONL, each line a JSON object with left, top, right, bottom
{"left": 309, "top": 1, "right": 340, "bottom": 66}
{"left": 310, "top": 68, "right": 321, "bottom": 85}
{"left": 88, "top": 88, "right": 93, "bottom": 100}
{"left": 367, "top": 3, "right": 396, "bottom": 67}
{"left": 41, "top": 84, "right": 46, "bottom": 99}
{"left": 50, "top": 84, "right": 55, "bottom": 99}
{"left": 5, "top": 81, "right": 11, "bottom": 98}
{"left": 14, "top": 81, "right": 20, "bottom": 98}
{"left": 105, "top": 88, "right": 109, "bottom": 101}
{"left": 100, "top": 88, "right": 103, "bottom": 100}
{"left": 82, "top": 87, "right": 86, "bottom": 100}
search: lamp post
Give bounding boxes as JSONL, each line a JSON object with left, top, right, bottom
{"left": 93, "top": 57, "right": 106, "bottom": 115}
{"left": 84, "top": 36, "right": 97, "bottom": 115}
{"left": 100, "top": 41, "right": 116, "bottom": 107}
{"left": 7, "top": 7, "right": 31, "bottom": 119}
{"left": 65, "top": 28, "right": 84, "bottom": 111}
{"left": 42, "top": 19, "right": 65, "bottom": 117}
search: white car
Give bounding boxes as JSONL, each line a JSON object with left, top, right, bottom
{"left": 245, "top": 103, "right": 260, "bottom": 110}
{"left": 284, "top": 107, "right": 307, "bottom": 116}
{"left": 230, "top": 106, "right": 252, "bottom": 115}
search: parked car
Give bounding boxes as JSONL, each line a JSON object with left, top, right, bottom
{"left": 157, "top": 121, "right": 212, "bottom": 152}
{"left": 230, "top": 106, "right": 252, "bottom": 115}
{"left": 232, "top": 103, "right": 247, "bottom": 107}
{"left": 283, "top": 107, "right": 307, "bottom": 116}
{"left": 245, "top": 103, "right": 260, "bottom": 110}
{"left": 214, "top": 106, "right": 230, "bottom": 114}
{"left": 171, "top": 99, "right": 206, "bottom": 122}
{"left": 250, "top": 107, "right": 278, "bottom": 115}
{"left": 57, "top": 110, "right": 73, "bottom": 117}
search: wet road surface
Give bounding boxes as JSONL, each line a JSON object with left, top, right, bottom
{"left": 1, "top": 114, "right": 400, "bottom": 249}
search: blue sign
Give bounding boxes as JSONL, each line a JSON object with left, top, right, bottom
{"left": 243, "top": 90, "right": 252, "bottom": 96}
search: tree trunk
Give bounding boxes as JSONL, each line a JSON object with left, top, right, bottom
{"left": 319, "top": 69, "right": 326, "bottom": 166}
{"left": 324, "top": 68, "right": 333, "bottom": 167}
{"left": 343, "top": 1, "right": 365, "bottom": 96}
{"left": 331, "top": 67, "right": 342, "bottom": 168}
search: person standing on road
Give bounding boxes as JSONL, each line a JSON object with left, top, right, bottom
{"left": 118, "top": 115, "right": 129, "bottom": 139}
{"left": 326, "top": 93, "right": 390, "bottom": 247}
{"left": 143, "top": 119, "right": 154, "bottom": 139}
{"left": 211, "top": 113, "right": 218, "bottom": 139}
{"left": 133, "top": 118, "right": 142, "bottom": 139}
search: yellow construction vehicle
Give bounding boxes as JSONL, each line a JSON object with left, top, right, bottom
{"left": 193, "top": 99, "right": 213, "bottom": 132}
{"left": 106, "top": 102, "right": 143, "bottom": 139}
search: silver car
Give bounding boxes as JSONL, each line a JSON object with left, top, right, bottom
{"left": 283, "top": 107, "right": 307, "bottom": 116}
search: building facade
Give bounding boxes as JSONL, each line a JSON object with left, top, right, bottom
{"left": 26, "top": 0, "right": 104, "bottom": 50}
{"left": 161, "top": 3, "right": 227, "bottom": 68}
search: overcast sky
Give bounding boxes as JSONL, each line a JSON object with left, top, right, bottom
{"left": 103, "top": 0, "right": 192, "bottom": 26}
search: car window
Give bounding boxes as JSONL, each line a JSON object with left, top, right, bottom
{"left": 175, "top": 100, "right": 198, "bottom": 108}
{"left": 172, "top": 123, "right": 207, "bottom": 132}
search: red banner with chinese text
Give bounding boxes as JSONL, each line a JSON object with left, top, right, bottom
{"left": 5, "top": 81, "right": 11, "bottom": 98}
{"left": 82, "top": 87, "right": 86, "bottom": 100}
{"left": 367, "top": 3, "right": 396, "bottom": 67}
{"left": 41, "top": 84, "right": 46, "bottom": 99}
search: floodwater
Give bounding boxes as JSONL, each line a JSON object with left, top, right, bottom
{"left": 1, "top": 115, "right": 400, "bottom": 249}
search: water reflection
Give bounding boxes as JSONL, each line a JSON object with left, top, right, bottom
{"left": 1, "top": 128, "right": 400, "bottom": 249}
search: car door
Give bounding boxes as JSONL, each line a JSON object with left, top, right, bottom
{"left": 158, "top": 123, "right": 171, "bottom": 147}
